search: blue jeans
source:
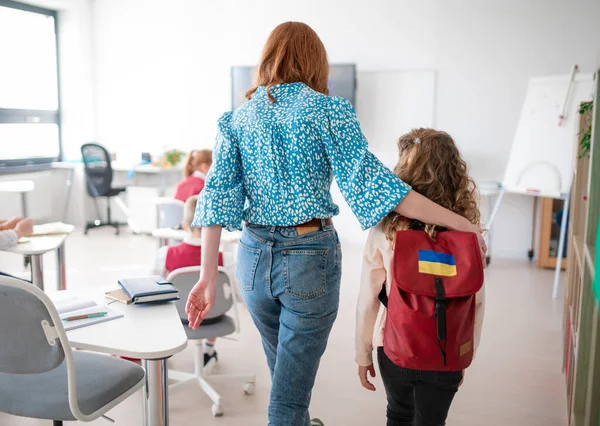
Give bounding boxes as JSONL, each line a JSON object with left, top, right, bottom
{"left": 237, "top": 221, "right": 342, "bottom": 426}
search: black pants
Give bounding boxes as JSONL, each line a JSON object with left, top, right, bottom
{"left": 377, "top": 347, "right": 462, "bottom": 426}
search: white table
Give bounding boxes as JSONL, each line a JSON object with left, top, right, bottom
{"left": 51, "top": 162, "right": 182, "bottom": 233}
{"left": 112, "top": 162, "right": 183, "bottom": 197}
{"left": 52, "top": 289, "right": 188, "bottom": 426}
{"left": 151, "top": 228, "right": 187, "bottom": 247}
{"left": 5, "top": 232, "right": 71, "bottom": 291}
{"left": 0, "top": 180, "right": 34, "bottom": 217}
{"left": 151, "top": 228, "right": 241, "bottom": 250}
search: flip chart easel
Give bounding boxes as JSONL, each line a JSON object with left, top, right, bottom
{"left": 487, "top": 66, "right": 594, "bottom": 299}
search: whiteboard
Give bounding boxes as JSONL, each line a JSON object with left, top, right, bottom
{"left": 502, "top": 74, "right": 594, "bottom": 198}
{"left": 331, "top": 70, "right": 436, "bottom": 244}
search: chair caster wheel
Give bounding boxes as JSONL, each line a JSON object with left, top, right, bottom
{"left": 115, "top": 227, "right": 120, "bottom": 236}
{"left": 244, "top": 382, "right": 256, "bottom": 395}
{"left": 212, "top": 404, "right": 224, "bottom": 417}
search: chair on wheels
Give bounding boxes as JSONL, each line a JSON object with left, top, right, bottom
{"left": 0, "top": 275, "right": 145, "bottom": 425}
{"left": 81, "top": 143, "right": 127, "bottom": 235}
{"left": 167, "top": 266, "right": 256, "bottom": 417}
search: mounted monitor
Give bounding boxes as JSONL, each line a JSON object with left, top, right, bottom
{"left": 231, "top": 64, "right": 357, "bottom": 110}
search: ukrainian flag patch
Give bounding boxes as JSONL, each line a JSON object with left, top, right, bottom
{"left": 418, "top": 250, "right": 457, "bottom": 277}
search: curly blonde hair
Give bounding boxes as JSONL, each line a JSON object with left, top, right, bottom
{"left": 381, "top": 128, "right": 480, "bottom": 241}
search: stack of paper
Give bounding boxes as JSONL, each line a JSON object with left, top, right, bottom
{"left": 31, "top": 222, "right": 75, "bottom": 236}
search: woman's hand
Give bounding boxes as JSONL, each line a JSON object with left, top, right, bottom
{"left": 358, "top": 364, "right": 377, "bottom": 391}
{"left": 465, "top": 223, "right": 487, "bottom": 266}
{"left": 185, "top": 274, "right": 217, "bottom": 330}
{"left": 394, "top": 191, "right": 487, "bottom": 264}
{"left": 185, "top": 224, "right": 223, "bottom": 330}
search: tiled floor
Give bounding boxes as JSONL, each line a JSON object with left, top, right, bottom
{"left": 0, "top": 229, "right": 568, "bottom": 425}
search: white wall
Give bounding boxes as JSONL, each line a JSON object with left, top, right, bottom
{"left": 91, "top": 0, "right": 600, "bottom": 258}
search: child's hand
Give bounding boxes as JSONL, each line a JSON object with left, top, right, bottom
{"left": 0, "top": 217, "right": 23, "bottom": 231}
{"left": 14, "top": 218, "right": 34, "bottom": 238}
{"left": 358, "top": 364, "right": 377, "bottom": 391}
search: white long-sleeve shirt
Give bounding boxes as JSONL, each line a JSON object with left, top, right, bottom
{"left": 0, "top": 230, "right": 19, "bottom": 250}
{"left": 355, "top": 223, "right": 485, "bottom": 367}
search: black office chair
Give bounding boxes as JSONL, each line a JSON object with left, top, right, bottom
{"left": 81, "top": 143, "right": 127, "bottom": 235}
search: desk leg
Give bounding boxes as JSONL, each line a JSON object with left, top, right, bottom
{"left": 56, "top": 243, "right": 67, "bottom": 291}
{"left": 143, "top": 359, "right": 169, "bottom": 426}
{"left": 20, "top": 192, "right": 28, "bottom": 217}
{"left": 21, "top": 192, "right": 31, "bottom": 268}
{"left": 31, "top": 254, "right": 44, "bottom": 291}
{"left": 62, "top": 168, "right": 74, "bottom": 222}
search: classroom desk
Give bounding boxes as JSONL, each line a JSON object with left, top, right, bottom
{"left": 4, "top": 230, "right": 73, "bottom": 291}
{"left": 51, "top": 162, "right": 182, "bottom": 233}
{"left": 0, "top": 180, "right": 34, "bottom": 217}
{"left": 151, "top": 228, "right": 241, "bottom": 250}
{"left": 111, "top": 162, "right": 182, "bottom": 197}
{"left": 51, "top": 288, "right": 188, "bottom": 426}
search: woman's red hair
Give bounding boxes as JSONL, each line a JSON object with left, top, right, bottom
{"left": 246, "top": 21, "right": 329, "bottom": 102}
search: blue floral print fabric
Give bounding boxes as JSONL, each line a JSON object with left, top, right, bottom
{"left": 193, "top": 82, "right": 411, "bottom": 231}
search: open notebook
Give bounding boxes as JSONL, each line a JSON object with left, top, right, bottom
{"left": 53, "top": 297, "right": 123, "bottom": 331}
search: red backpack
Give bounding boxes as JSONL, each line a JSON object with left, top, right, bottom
{"left": 383, "top": 230, "right": 484, "bottom": 371}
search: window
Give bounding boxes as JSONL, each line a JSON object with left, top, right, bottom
{"left": 0, "top": 0, "right": 60, "bottom": 168}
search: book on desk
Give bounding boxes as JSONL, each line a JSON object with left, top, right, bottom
{"left": 117, "top": 276, "right": 179, "bottom": 304}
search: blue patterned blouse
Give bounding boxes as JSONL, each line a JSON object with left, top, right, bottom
{"left": 192, "top": 82, "right": 411, "bottom": 231}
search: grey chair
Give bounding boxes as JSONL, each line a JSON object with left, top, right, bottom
{"left": 167, "top": 266, "right": 256, "bottom": 417}
{"left": 81, "top": 143, "right": 127, "bottom": 235}
{"left": 155, "top": 198, "right": 185, "bottom": 229}
{"left": 0, "top": 275, "right": 145, "bottom": 425}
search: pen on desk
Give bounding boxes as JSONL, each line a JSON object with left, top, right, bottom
{"left": 62, "top": 312, "right": 108, "bottom": 322}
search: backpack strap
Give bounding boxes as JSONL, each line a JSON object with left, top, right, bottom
{"left": 435, "top": 277, "right": 448, "bottom": 366}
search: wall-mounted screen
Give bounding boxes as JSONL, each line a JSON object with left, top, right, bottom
{"left": 231, "top": 64, "right": 356, "bottom": 110}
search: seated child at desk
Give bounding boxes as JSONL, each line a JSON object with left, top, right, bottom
{"left": 174, "top": 149, "right": 213, "bottom": 202}
{"left": 154, "top": 195, "right": 224, "bottom": 365}
{"left": 0, "top": 217, "right": 33, "bottom": 280}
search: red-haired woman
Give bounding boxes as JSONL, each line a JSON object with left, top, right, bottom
{"left": 187, "top": 22, "right": 486, "bottom": 426}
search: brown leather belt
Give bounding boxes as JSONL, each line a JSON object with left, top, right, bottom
{"left": 246, "top": 218, "right": 333, "bottom": 235}
{"left": 295, "top": 218, "right": 333, "bottom": 235}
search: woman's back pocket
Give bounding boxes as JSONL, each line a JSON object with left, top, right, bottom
{"left": 283, "top": 249, "right": 328, "bottom": 299}
{"left": 237, "top": 241, "right": 261, "bottom": 291}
